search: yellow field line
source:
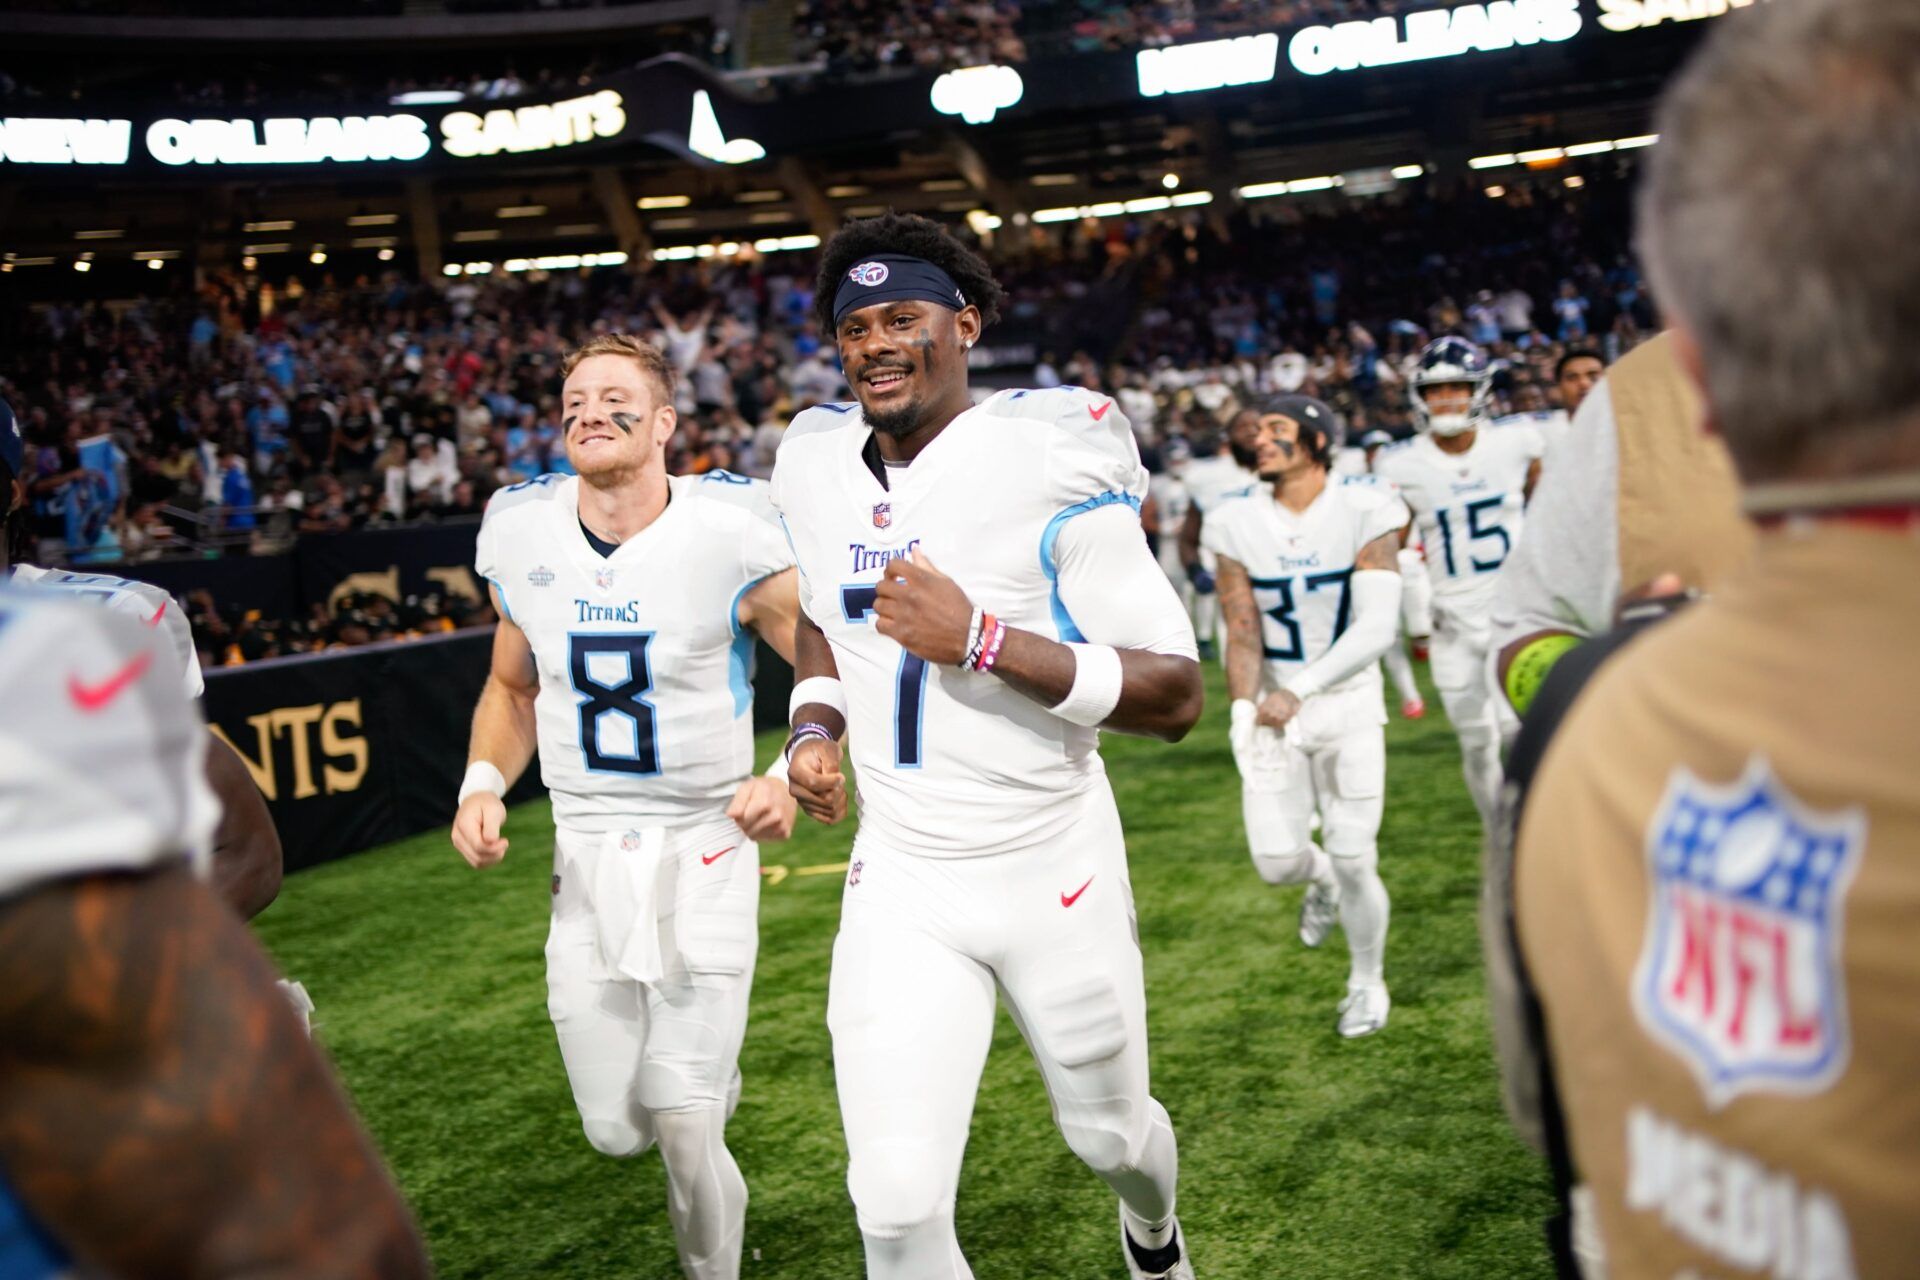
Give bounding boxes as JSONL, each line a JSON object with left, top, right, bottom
{"left": 759, "top": 861, "right": 849, "bottom": 885}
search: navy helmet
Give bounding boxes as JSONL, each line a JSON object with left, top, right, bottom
{"left": 1408, "top": 337, "right": 1493, "bottom": 436}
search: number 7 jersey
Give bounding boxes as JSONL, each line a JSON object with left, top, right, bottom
{"left": 1373, "top": 424, "right": 1542, "bottom": 624}
{"left": 474, "top": 471, "right": 793, "bottom": 834}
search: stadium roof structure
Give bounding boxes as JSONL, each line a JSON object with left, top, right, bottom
{"left": 0, "top": 1, "right": 1722, "bottom": 287}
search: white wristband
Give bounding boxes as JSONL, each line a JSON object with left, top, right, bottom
{"left": 458, "top": 761, "right": 508, "bottom": 805}
{"left": 1050, "top": 643, "right": 1125, "bottom": 727}
{"left": 765, "top": 751, "right": 791, "bottom": 782}
{"left": 789, "top": 676, "right": 848, "bottom": 720}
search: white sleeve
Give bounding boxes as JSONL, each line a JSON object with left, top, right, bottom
{"left": 737, "top": 481, "right": 797, "bottom": 584}
{"left": 1284, "top": 570, "right": 1404, "bottom": 699}
{"left": 157, "top": 598, "right": 204, "bottom": 700}
{"left": 1489, "top": 382, "right": 1621, "bottom": 654}
{"left": 1050, "top": 501, "right": 1198, "bottom": 659}
{"left": 0, "top": 593, "right": 217, "bottom": 900}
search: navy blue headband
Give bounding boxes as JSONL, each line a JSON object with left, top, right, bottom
{"left": 832, "top": 255, "right": 966, "bottom": 328}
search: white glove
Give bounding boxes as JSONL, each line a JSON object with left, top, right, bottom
{"left": 1229, "top": 699, "right": 1271, "bottom": 776}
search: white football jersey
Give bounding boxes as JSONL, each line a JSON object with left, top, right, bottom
{"left": 1373, "top": 424, "right": 1542, "bottom": 622}
{"left": 8, "top": 564, "right": 203, "bottom": 699}
{"left": 771, "top": 387, "right": 1157, "bottom": 856}
{"left": 1202, "top": 476, "right": 1409, "bottom": 703}
{"left": 0, "top": 585, "right": 217, "bottom": 900}
{"left": 1181, "top": 453, "right": 1258, "bottom": 516}
{"left": 1331, "top": 446, "right": 1370, "bottom": 478}
{"left": 475, "top": 471, "right": 794, "bottom": 834}
{"left": 1496, "top": 409, "right": 1569, "bottom": 459}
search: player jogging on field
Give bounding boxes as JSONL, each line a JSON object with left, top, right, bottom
{"left": 0, "top": 586, "right": 428, "bottom": 1279}
{"left": 1374, "top": 339, "right": 1542, "bottom": 834}
{"left": 450, "top": 335, "right": 802, "bottom": 1280}
{"left": 771, "top": 213, "right": 1205, "bottom": 1280}
{"left": 1175, "top": 413, "right": 1259, "bottom": 658}
{"left": 1211, "top": 396, "right": 1407, "bottom": 1036}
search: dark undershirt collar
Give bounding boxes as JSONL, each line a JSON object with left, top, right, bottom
{"left": 578, "top": 484, "right": 670, "bottom": 558}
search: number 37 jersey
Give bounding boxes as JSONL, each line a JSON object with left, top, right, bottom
{"left": 475, "top": 471, "right": 793, "bottom": 834}
{"left": 1202, "top": 476, "right": 1409, "bottom": 702}
{"left": 1373, "top": 424, "right": 1541, "bottom": 624}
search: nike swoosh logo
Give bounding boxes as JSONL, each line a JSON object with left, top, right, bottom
{"left": 1060, "top": 875, "right": 1095, "bottom": 908}
{"left": 1088, "top": 401, "right": 1112, "bottom": 421}
{"left": 701, "top": 845, "right": 737, "bottom": 866}
{"left": 145, "top": 600, "right": 168, "bottom": 627}
{"left": 69, "top": 651, "right": 153, "bottom": 712}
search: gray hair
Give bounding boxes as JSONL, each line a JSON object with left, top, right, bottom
{"left": 1636, "top": 0, "right": 1920, "bottom": 481}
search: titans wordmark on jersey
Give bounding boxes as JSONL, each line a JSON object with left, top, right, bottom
{"left": 1373, "top": 423, "right": 1542, "bottom": 619}
{"left": 1202, "top": 477, "right": 1409, "bottom": 704}
{"left": 7, "top": 564, "right": 202, "bottom": 700}
{"left": 771, "top": 387, "right": 1156, "bottom": 856}
{"left": 474, "top": 471, "right": 793, "bottom": 834}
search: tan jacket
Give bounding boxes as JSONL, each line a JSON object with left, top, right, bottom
{"left": 1517, "top": 524, "right": 1920, "bottom": 1279}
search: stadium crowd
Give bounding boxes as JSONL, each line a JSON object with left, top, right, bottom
{"left": 2, "top": 165, "right": 1645, "bottom": 671}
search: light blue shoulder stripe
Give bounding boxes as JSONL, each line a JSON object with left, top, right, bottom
{"left": 1037, "top": 490, "right": 1143, "bottom": 643}
{"left": 726, "top": 571, "right": 777, "bottom": 717}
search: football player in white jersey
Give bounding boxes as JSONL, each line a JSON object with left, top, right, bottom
{"left": 450, "top": 335, "right": 802, "bottom": 1280}
{"left": 0, "top": 400, "right": 283, "bottom": 924}
{"left": 1174, "top": 412, "right": 1259, "bottom": 657}
{"left": 1493, "top": 349, "right": 1605, "bottom": 459}
{"left": 0, "top": 586, "right": 428, "bottom": 1278}
{"left": 1147, "top": 438, "right": 1195, "bottom": 608}
{"left": 1208, "top": 396, "right": 1407, "bottom": 1036}
{"left": 772, "top": 214, "right": 1203, "bottom": 1280}
{"left": 1373, "top": 339, "right": 1543, "bottom": 831}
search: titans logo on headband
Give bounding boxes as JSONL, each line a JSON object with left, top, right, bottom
{"left": 849, "top": 262, "right": 890, "bottom": 286}
{"left": 1632, "top": 756, "right": 1867, "bottom": 1108}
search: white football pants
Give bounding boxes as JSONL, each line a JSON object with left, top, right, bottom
{"left": 1430, "top": 610, "right": 1505, "bottom": 833}
{"left": 547, "top": 815, "right": 759, "bottom": 1280}
{"left": 1236, "top": 686, "right": 1391, "bottom": 989}
{"left": 828, "top": 781, "right": 1180, "bottom": 1279}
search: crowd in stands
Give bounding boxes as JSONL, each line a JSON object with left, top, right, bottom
{"left": 792, "top": 0, "right": 1026, "bottom": 78}
{"left": 1024, "top": 0, "right": 1421, "bottom": 57}
{"left": 2, "top": 162, "right": 1648, "bottom": 669}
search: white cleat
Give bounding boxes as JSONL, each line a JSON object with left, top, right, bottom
{"left": 1298, "top": 879, "right": 1340, "bottom": 948}
{"left": 1337, "top": 984, "right": 1391, "bottom": 1039}
{"left": 1120, "top": 1205, "right": 1196, "bottom": 1280}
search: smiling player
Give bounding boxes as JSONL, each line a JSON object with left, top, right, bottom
{"left": 771, "top": 213, "right": 1204, "bottom": 1280}
{"left": 451, "top": 334, "right": 801, "bottom": 1280}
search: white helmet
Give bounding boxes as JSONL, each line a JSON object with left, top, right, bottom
{"left": 1408, "top": 336, "right": 1494, "bottom": 437}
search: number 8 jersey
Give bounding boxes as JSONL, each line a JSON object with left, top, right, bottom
{"left": 1373, "top": 424, "right": 1542, "bottom": 626}
{"left": 474, "top": 471, "right": 793, "bottom": 834}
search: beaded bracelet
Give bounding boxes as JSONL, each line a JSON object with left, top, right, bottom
{"left": 784, "top": 721, "right": 837, "bottom": 762}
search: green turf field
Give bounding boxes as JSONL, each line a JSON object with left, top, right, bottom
{"left": 253, "top": 663, "right": 1554, "bottom": 1278}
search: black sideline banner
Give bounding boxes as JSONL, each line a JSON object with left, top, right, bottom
{"left": 203, "top": 627, "right": 791, "bottom": 871}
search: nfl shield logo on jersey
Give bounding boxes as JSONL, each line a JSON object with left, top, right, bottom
{"left": 595, "top": 565, "right": 616, "bottom": 591}
{"left": 1632, "top": 756, "right": 1867, "bottom": 1108}
{"left": 872, "top": 502, "right": 892, "bottom": 529}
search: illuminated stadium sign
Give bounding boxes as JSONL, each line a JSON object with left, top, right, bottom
{"left": 0, "top": 117, "right": 132, "bottom": 165}
{"left": 1289, "top": 0, "right": 1583, "bottom": 76}
{"left": 1597, "top": 0, "right": 1761, "bottom": 32}
{"left": 931, "top": 65, "right": 1025, "bottom": 125}
{"left": 1136, "top": 34, "right": 1280, "bottom": 97}
{"left": 439, "top": 90, "right": 626, "bottom": 158}
{"left": 147, "top": 115, "right": 431, "bottom": 165}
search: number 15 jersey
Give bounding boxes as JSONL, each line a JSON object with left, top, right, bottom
{"left": 475, "top": 471, "right": 793, "bottom": 834}
{"left": 1373, "top": 424, "right": 1541, "bottom": 627}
